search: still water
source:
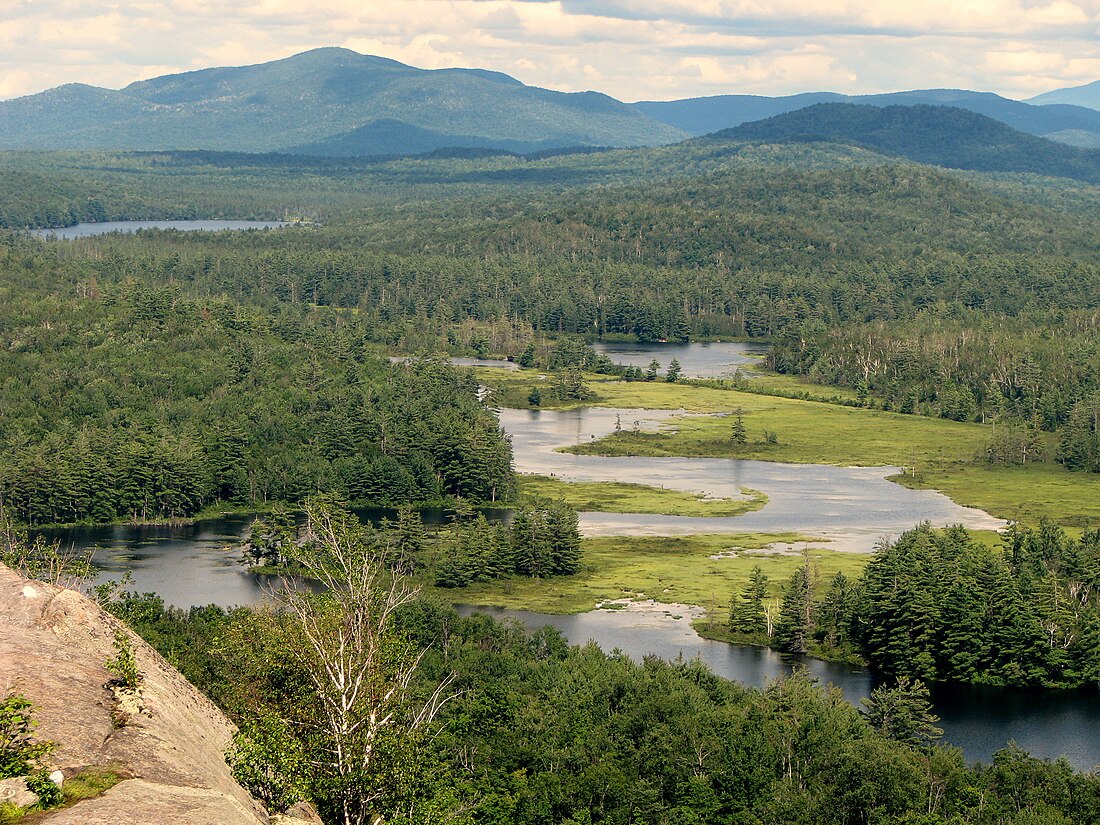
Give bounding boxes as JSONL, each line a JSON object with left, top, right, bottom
{"left": 592, "top": 341, "right": 768, "bottom": 379}
{"left": 31, "top": 220, "right": 292, "bottom": 239}
{"left": 500, "top": 406, "right": 1005, "bottom": 549}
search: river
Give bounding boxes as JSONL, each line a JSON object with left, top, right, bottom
{"left": 30, "top": 220, "right": 293, "bottom": 239}
{"left": 45, "top": 344, "right": 1098, "bottom": 770}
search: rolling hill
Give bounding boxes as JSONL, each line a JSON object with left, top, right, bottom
{"left": 0, "top": 47, "right": 687, "bottom": 154}
{"left": 636, "top": 89, "right": 1100, "bottom": 146}
{"left": 709, "top": 103, "right": 1100, "bottom": 183}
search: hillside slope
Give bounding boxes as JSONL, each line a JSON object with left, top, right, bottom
{"left": 0, "top": 48, "right": 686, "bottom": 153}
{"left": 711, "top": 103, "right": 1100, "bottom": 182}
{"left": 0, "top": 564, "right": 293, "bottom": 824}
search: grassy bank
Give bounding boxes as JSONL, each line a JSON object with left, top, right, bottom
{"left": 517, "top": 474, "right": 768, "bottom": 517}
{"left": 892, "top": 464, "right": 1100, "bottom": 529}
{"left": 434, "top": 532, "right": 869, "bottom": 615}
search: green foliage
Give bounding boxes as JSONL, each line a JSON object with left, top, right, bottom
{"left": 775, "top": 564, "right": 814, "bottom": 653}
{"left": 855, "top": 523, "right": 1100, "bottom": 687}
{"left": 730, "top": 413, "right": 747, "bottom": 445}
{"left": 728, "top": 564, "right": 769, "bottom": 636}
{"left": 861, "top": 676, "right": 944, "bottom": 747}
{"left": 438, "top": 500, "right": 582, "bottom": 587}
{"left": 0, "top": 268, "right": 514, "bottom": 523}
{"left": 23, "top": 770, "right": 62, "bottom": 808}
{"left": 104, "top": 630, "right": 142, "bottom": 690}
{"left": 0, "top": 694, "right": 54, "bottom": 781}
{"left": 127, "top": 602, "right": 1100, "bottom": 825}
{"left": 0, "top": 506, "right": 94, "bottom": 586}
{"left": 665, "top": 358, "right": 682, "bottom": 382}
{"left": 550, "top": 367, "right": 592, "bottom": 402}
{"left": 241, "top": 507, "right": 298, "bottom": 569}
{"left": 227, "top": 713, "right": 309, "bottom": 813}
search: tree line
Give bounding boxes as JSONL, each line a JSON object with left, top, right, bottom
{"left": 728, "top": 523, "right": 1100, "bottom": 688}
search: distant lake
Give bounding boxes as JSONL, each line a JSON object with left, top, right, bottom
{"left": 593, "top": 341, "right": 768, "bottom": 379}
{"left": 31, "top": 220, "right": 292, "bottom": 239}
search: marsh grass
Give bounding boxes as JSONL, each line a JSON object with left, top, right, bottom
{"left": 517, "top": 474, "right": 767, "bottom": 518}
{"left": 435, "top": 533, "right": 869, "bottom": 615}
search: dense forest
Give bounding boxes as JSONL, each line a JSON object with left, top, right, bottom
{"left": 7, "top": 148, "right": 1100, "bottom": 465}
{"left": 767, "top": 310, "right": 1100, "bottom": 469}
{"left": 728, "top": 523, "right": 1100, "bottom": 688}
{"left": 0, "top": 239, "right": 512, "bottom": 524}
{"left": 4, "top": 121, "right": 1100, "bottom": 823}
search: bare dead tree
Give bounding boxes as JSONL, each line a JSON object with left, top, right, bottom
{"left": 276, "top": 496, "right": 457, "bottom": 825}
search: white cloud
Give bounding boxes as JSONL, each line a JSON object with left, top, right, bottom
{"left": 1, "top": 0, "right": 1099, "bottom": 101}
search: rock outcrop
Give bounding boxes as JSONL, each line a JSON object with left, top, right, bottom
{"left": 0, "top": 563, "right": 289, "bottom": 824}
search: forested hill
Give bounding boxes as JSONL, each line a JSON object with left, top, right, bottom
{"left": 713, "top": 103, "right": 1100, "bottom": 183}
{"left": 0, "top": 47, "right": 686, "bottom": 154}
{"left": 635, "top": 89, "right": 1100, "bottom": 145}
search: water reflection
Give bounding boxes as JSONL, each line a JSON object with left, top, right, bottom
{"left": 31, "top": 220, "right": 292, "bottom": 239}
{"left": 592, "top": 341, "right": 768, "bottom": 379}
{"left": 500, "top": 406, "right": 1005, "bottom": 549}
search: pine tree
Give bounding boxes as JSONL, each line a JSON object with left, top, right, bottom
{"left": 645, "top": 359, "right": 660, "bottom": 381}
{"left": 861, "top": 676, "right": 943, "bottom": 747}
{"left": 730, "top": 414, "right": 747, "bottom": 446}
{"left": 728, "top": 565, "right": 768, "bottom": 636}
{"left": 775, "top": 564, "right": 813, "bottom": 653}
{"left": 666, "top": 359, "right": 682, "bottom": 383}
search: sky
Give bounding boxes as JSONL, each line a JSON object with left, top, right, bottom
{"left": 1, "top": 0, "right": 1099, "bottom": 102}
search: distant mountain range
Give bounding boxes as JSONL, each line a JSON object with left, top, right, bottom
{"left": 2, "top": 47, "right": 1100, "bottom": 163}
{"left": 0, "top": 47, "right": 686, "bottom": 154}
{"left": 1028, "top": 79, "right": 1100, "bottom": 112}
{"left": 710, "top": 103, "right": 1100, "bottom": 183}
{"left": 636, "top": 89, "right": 1100, "bottom": 147}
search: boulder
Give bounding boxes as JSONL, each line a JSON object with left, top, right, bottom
{"left": 0, "top": 776, "right": 38, "bottom": 808}
{"left": 0, "top": 563, "right": 270, "bottom": 824}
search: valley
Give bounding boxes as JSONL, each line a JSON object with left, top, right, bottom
{"left": 3, "top": 44, "right": 1100, "bottom": 825}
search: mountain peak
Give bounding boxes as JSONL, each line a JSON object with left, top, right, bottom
{"left": 0, "top": 48, "right": 686, "bottom": 153}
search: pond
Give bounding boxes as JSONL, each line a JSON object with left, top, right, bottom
{"left": 592, "top": 341, "right": 768, "bottom": 379}
{"left": 30, "top": 220, "right": 293, "bottom": 239}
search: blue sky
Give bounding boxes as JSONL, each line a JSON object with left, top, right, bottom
{"left": 2, "top": 0, "right": 1098, "bottom": 101}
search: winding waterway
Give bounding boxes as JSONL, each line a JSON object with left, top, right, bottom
{"left": 503, "top": 406, "right": 1004, "bottom": 548}
{"left": 47, "top": 343, "right": 1098, "bottom": 769}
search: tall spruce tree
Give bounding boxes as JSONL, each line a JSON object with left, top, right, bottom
{"left": 776, "top": 564, "right": 814, "bottom": 654}
{"left": 729, "top": 565, "right": 769, "bottom": 636}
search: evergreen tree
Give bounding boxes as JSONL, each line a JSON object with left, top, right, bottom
{"left": 775, "top": 564, "right": 814, "bottom": 653}
{"left": 645, "top": 359, "right": 660, "bottom": 382}
{"left": 728, "top": 565, "right": 768, "bottom": 636}
{"left": 861, "top": 676, "right": 943, "bottom": 747}
{"left": 730, "top": 413, "right": 747, "bottom": 446}
{"left": 666, "top": 358, "right": 682, "bottom": 383}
